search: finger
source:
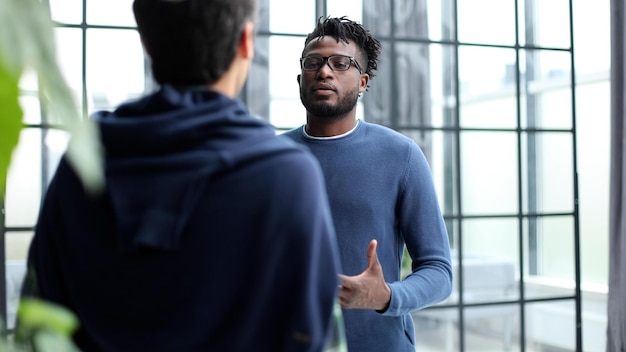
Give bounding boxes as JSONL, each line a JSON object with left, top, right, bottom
{"left": 366, "top": 239, "right": 380, "bottom": 269}
{"left": 339, "top": 296, "right": 349, "bottom": 308}
{"left": 339, "top": 275, "right": 356, "bottom": 290}
{"left": 338, "top": 274, "right": 349, "bottom": 283}
{"left": 338, "top": 274, "right": 351, "bottom": 291}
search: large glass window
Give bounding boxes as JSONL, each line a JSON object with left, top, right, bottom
{"left": 2, "top": 0, "right": 610, "bottom": 350}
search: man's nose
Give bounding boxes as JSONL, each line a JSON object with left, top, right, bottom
{"left": 316, "top": 62, "right": 334, "bottom": 78}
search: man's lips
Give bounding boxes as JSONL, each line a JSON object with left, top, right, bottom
{"left": 312, "top": 83, "right": 336, "bottom": 92}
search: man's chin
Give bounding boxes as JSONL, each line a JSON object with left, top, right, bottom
{"left": 301, "top": 93, "right": 357, "bottom": 118}
{"left": 305, "top": 103, "right": 342, "bottom": 119}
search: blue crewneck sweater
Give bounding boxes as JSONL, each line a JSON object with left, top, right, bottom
{"left": 284, "top": 121, "right": 452, "bottom": 352}
{"left": 23, "top": 86, "right": 342, "bottom": 352}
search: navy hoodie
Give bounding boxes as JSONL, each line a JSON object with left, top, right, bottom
{"left": 22, "top": 86, "right": 342, "bottom": 352}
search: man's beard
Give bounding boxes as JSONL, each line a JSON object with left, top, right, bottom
{"left": 300, "top": 88, "right": 359, "bottom": 119}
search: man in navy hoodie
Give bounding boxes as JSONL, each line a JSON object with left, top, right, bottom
{"left": 20, "top": 1, "right": 342, "bottom": 351}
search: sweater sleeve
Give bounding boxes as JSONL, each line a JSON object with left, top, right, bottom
{"left": 381, "top": 143, "right": 453, "bottom": 316}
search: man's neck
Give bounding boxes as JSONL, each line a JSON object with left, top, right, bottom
{"left": 305, "top": 115, "right": 358, "bottom": 137}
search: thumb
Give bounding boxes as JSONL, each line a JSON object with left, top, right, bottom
{"left": 366, "top": 239, "right": 380, "bottom": 270}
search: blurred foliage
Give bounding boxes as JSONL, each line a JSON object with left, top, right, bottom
{"left": 0, "top": 0, "right": 104, "bottom": 197}
{"left": 1, "top": 0, "right": 97, "bottom": 349}
{"left": 401, "top": 246, "right": 412, "bottom": 278}
{"left": 1, "top": 298, "right": 80, "bottom": 352}
{"left": 0, "top": 54, "right": 21, "bottom": 196}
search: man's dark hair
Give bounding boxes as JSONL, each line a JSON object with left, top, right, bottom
{"left": 133, "top": 0, "right": 257, "bottom": 86}
{"left": 304, "top": 16, "right": 381, "bottom": 80}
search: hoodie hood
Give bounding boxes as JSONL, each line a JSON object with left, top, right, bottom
{"left": 94, "top": 86, "right": 278, "bottom": 253}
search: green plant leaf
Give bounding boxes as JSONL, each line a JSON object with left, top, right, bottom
{"left": 0, "top": 54, "right": 22, "bottom": 196}
{"left": 34, "top": 330, "right": 81, "bottom": 352}
{"left": 0, "top": 0, "right": 104, "bottom": 194}
{"left": 18, "top": 298, "right": 79, "bottom": 337}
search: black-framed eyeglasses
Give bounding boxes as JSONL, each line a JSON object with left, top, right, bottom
{"left": 300, "top": 55, "right": 363, "bottom": 74}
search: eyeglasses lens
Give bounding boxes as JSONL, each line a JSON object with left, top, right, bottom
{"left": 328, "top": 57, "right": 350, "bottom": 70}
{"left": 302, "top": 56, "right": 351, "bottom": 71}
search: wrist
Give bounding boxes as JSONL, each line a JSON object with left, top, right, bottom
{"left": 376, "top": 284, "right": 391, "bottom": 312}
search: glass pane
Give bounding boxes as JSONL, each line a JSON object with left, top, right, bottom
{"left": 395, "top": 42, "right": 433, "bottom": 127}
{"left": 435, "top": 45, "right": 457, "bottom": 128}
{"left": 5, "top": 129, "right": 43, "bottom": 227}
{"left": 18, "top": 68, "right": 38, "bottom": 93}
{"left": 44, "top": 129, "right": 70, "bottom": 184}
{"left": 527, "top": 86, "right": 573, "bottom": 130}
{"left": 446, "top": 219, "right": 459, "bottom": 257}
{"left": 327, "top": 0, "right": 363, "bottom": 22}
{"left": 363, "top": 40, "right": 392, "bottom": 124}
{"left": 55, "top": 27, "right": 84, "bottom": 115}
{"left": 85, "top": 28, "right": 145, "bottom": 113}
{"left": 462, "top": 96, "right": 517, "bottom": 129}
{"left": 4, "top": 128, "right": 67, "bottom": 227}
{"left": 407, "top": 0, "right": 455, "bottom": 41}
{"left": 270, "top": 100, "right": 306, "bottom": 130}
{"left": 521, "top": 50, "right": 573, "bottom": 129}
{"left": 270, "top": 0, "right": 316, "bottom": 34}
{"left": 576, "top": 80, "right": 610, "bottom": 286}
{"left": 540, "top": 216, "right": 576, "bottom": 281}
{"left": 572, "top": 1, "right": 610, "bottom": 75}
{"left": 414, "top": 305, "right": 521, "bottom": 351}
{"left": 522, "top": 132, "right": 575, "bottom": 214}
{"left": 526, "top": 300, "right": 577, "bottom": 351}
{"left": 461, "top": 131, "right": 519, "bottom": 215}
{"left": 433, "top": 130, "right": 456, "bottom": 217}
{"left": 86, "top": 0, "right": 136, "bottom": 27}
{"left": 395, "top": 44, "right": 456, "bottom": 128}
{"left": 413, "top": 307, "right": 459, "bottom": 351}
{"left": 464, "top": 304, "right": 520, "bottom": 351}
{"left": 20, "top": 95, "right": 42, "bottom": 125}
{"left": 6, "top": 231, "right": 34, "bottom": 262}
{"left": 49, "top": 0, "right": 83, "bottom": 25}
{"left": 458, "top": 0, "right": 516, "bottom": 45}
{"left": 521, "top": 0, "right": 571, "bottom": 49}
{"left": 269, "top": 36, "right": 305, "bottom": 128}
{"left": 393, "top": 1, "right": 428, "bottom": 40}
{"left": 524, "top": 216, "right": 576, "bottom": 300}
{"left": 363, "top": 0, "right": 390, "bottom": 37}
{"left": 461, "top": 218, "right": 520, "bottom": 303}
{"left": 268, "top": 36, "right": 302, "bottom": 107}
{"left": 5, "top": 237, "right": 30, "bottom": 331}
{"left": 246, "top": 34, "right": 270, "bottom": 121}
{"left": 459, "top": 46, "right": 517, "bottom": 128}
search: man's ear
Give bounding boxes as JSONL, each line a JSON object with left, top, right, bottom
{"left": 359, "top": 73, "right": 369, "bottom": 93}
{"left": 239, "top": 21, "right": 255, "bottom": 60}
{"left": 297, "top": 74, "right": 301, "bottom": 86}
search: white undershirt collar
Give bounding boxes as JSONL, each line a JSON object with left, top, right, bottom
{"left": 303, "top": 119, "right": 361, "bottom": 140}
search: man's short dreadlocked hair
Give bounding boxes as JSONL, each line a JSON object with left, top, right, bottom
{"left": 304, "top": 16, "right": 381, "bottom": 80}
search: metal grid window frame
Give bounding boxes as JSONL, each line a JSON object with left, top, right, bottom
{"left": 0, "top": 0, "right": 583, "bottom": 350}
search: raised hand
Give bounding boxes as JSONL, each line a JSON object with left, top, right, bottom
{"left": 338, "top": 239, "right": 391, "bottom": 311}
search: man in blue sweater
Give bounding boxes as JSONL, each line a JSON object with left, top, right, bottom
{"left": 284, "top": 17, "right": 453, "bottom": 352}
{"left": 20, "top": 1, "right": 342, "bottom": 351}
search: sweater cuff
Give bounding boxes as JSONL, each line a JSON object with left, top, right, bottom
{"left": 376, "top": 282, "right": 397, "bottom": 315}
{"left": 377, "top": 281, "right": 411, "bottom": 316}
